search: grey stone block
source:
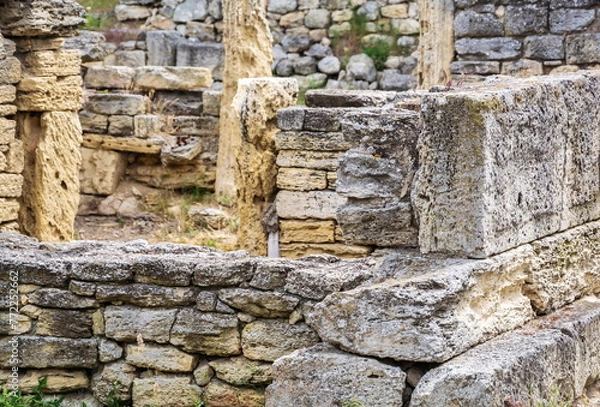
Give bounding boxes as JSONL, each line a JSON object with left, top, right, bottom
{"left": 277, "top": 107, "right": 305, "bottom": 131}
{"left": 170, "top": 309, "right": 240, "bottom": 356}
{"left": 104, "top": 305, "right": 177, "bottom": 343}
{"left": 268, "top": 0, "right": 298, "bottom": 14}
{"left": 113, "top": 50, "right": 145, "bottom": 67}
{"left": 378, "top": 70, "right": 417, "bottom": 91}
{"left": 276, "top": 131, "right": 352, "bottom": 151}
{"left": 505, "top": 4, "right": 548, "bottom": 36}
{"left": 566, "top": 33, "right": 600, "bottom": 64}
{"left": 524, "top": 35, "right": 565, "bottom": 60}
{"left": 293, "top": 56, "right": 317, "bottom": 75}
{"left": 455, "top": 37, "right": 522, "bottom": 60}
{"left": 450, "top": 60, "right": 500, "bottom": 74}
{"left": 146, "top": 30, "right": 182, "bottom": 66}
{"left": 280, "top": 35, "right": 312, "bottom": 53}
{"left": 550, "top": 9, "right": 595, "bottom": 34}
{"left": 86, "top": 94, "right": 147, "bottom": 116}
{"left": 96, "top": 284, "right": 198, "bottom": 307}
{"left": 0, "top": 336, "right": 97, "bottom": 368}
{"left": 108, "top": 115, "right": 134, "bottom": 136}
{"left": 173, "top": 0, "right": 208, "bottom": 22}
{"left": 79, "top": 111, "right": 108, "bottom": 133}
{"left": 153, "top": 90, "right": 203, "bottom": 116}
{"left": 176, "top": 40, "right": 224, "bottom": 81}
{"left": 454, "top": 10, "right": 504, "bottom": 38}
{"left": 29, "top": 288, "right": 98, "bottom": 309}
{"left": 550, "top": 0, "right": 597, "bottom": 8}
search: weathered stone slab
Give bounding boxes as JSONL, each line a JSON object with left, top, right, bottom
{"left": 17, "top": 76, "right": 82, "bottom": 111}
{"left": 275, "top": 131, "right": 353, "bottom": 151}
{"left": 279, "top": 220, "right": 335, "bottom": 243}
{"left": 276, "top": 150, "right": 342, "bottom": 171}
{"left": 80, "top": 148, "right": 127, "bottom": 196}
{"left": 193, "top": 256, "right": 256, "bottom": 286}
{"left": 242, "top": 319, "right": 320, "bottom": 362}
{"left": 146, "top": 30, "right": 182, "bottom": 66}
{"left": 0, "top": 174, "right": 22, "bottom": 198}
{"left": 18, "top": 369, "right": 89, "bottom": 393}
{"left": 104, "top": 305, "right": 177, "bottom": 343}
{"left": 133, "top": 66, "right": 212, "bottom": 90}
{"left": 36, "top": 309, "right": 93, "bottom": 338}
{"left": 0, "top": 336, "right": 97, "bottom": 368}
{"left": 82, "top": 134, "right": 162, "bottom": 154}
{"left": 84, "top": 66, "right": 135, "bottom": 89}
{"left": 170, "top": 309, "right": 241, "bottom": 356}
{"left": 307, "top": 248, "right": 535, "bottom": 362}
{"left": 0, "top": 58, "right": 21, "bottom": 85}
{"left": 410, "top": 297, "right": 600, "bottom": 407}
{"left": 276, "top": 168, "right": 328, "bottom": 191}
{"left": 96, "top": 284, "right": 197, "bottom": 307}
{"left": 455, "top": 37, "right": 522, "bottom": 60}
{"left": 85, "top": 94, "right": 147, "bottom": 116}
{"left": 28, "top": 288, "right": 98, "bottom": 309}
{"left": 0, "top": 0, "right": 86, "bottom": 37}
{"left": 414, "top": 71, "right": 600, "bottom": 258}
{"left": 266, "top": 343, "right": 406, "bottom": 407}
{"left": 176, "top": 40, "right": 224, "bottom": 80}
{"left": 276, "top": 190, "right": 346, "bottom": 220}
{"left": 132, "top": 376, "right": 203, "bottom": 407}
{"left": 209, "top": 356, "right": 272, "bottom": 386}
{"left": 218, "top": 288, "right": 300, "bottom": 318}
{"left": 14, "top": 37, "right": 65, "bottom": 52}
{"left": 78, "top": 111, "right": 108, "bottom": 134}
{"left": 0, "top": 119, "right": 16, "bottom": 144}
{"left": 91, "top": 361, "right": 135, "bottom": 403}
{"left": 566, "top": 34, "right": 600, "bottom": 65}
{"left": 305, "top": 89, "right": 399, "bottom": 108}
{"left": 19, "top": 50, "right": 81, "bottom": 76}
{"left": 280, "top": 243, "right": 373, "bottom": 259}
{"left": 126, "top": 343, "right": 198, "bottom": 372}
{"left": 0, "top": 199, "right": 19, "bottom": 224}
{"left": 205, "top": 379, "right": 265, "bottom": 407}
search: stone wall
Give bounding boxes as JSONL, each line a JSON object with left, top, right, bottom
{"left": 450, "top": 0, "right": 600, "bottom": 80}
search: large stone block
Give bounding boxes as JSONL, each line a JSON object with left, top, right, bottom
{"left": 78, "top": 111, "right": 108, "bottom": 134}
{"left": 104, "top": 305, "right": 177, "bottom": 343}
{"left": 133, "top": 66, "right": 213, "bottom": 90}
{"left": 17, "top": 369, "right": 89, "bottom": 393}
{"left": 0, "top": 174, "right": 22, "bottom": 198}
{"left": 414, "top": 71, "right": 600, "bottom": 258}
{"left": 96, "top": 284, "right": 198, "bottom": 307}
{"left": 0, "top": 0, "right": 86, "bottom": 37}
{"left": 132, "top": 376, "right": 203, "bottom": 407}
{"left": 176, "top": 40, "right": 224, "bottom": 81}
{"left": 455, "top": 37, "right": 522, "bottom": 60}
{"left": 454, "top": 10, "right": 504, "bottom": 38}
{"left": 146, "top": 30, "right": 182, "bottom": 66}
{"left": 549, "top": 9, "right": 595, "bottom": 34}
{"left": 17, "top": 76, "right": 83, "bottom": 111}
{"left": 0, "top": 199, "right": 19, "bottom": 223}
{"left": 306, "top": 247, "right": 535, "bottom": 363}
{"left": 566, "top": 34, "right": 600, "bottom": 64}
{"left": 275, "top": 131, "right": 353, "bottom": 151}
{"left": 276, "top": 150, "right": 343, "bottom": 171}
{"left": 241, "top": 319, "right": 320, "bottom": 362}
{"left": 279, "top": 219, "right": 335, "bottom": 243}
{"left": 36, "top": 309, "right": 93, "bottom": 338}
{"left": 266, "top": 344, "right": 406, "bottom": 407}
{"left": 28, "top": 288, "right": 97, "bottom": 308}
{"left": 209, "top": 356, "right": 272, "bottom": 386}
{"left": 0, "top": 336, "right": 97, "bottom": 368}
{"left": 85, "top": 94, "right": 147, "bottom": 115}
{"left": 204, "top": 379, "right": 265, "bottom": 407}
{"left": 276, "top": 190, "right": 346, "bottom": 220}
{"left": 80, "top": 148, "right": 128, "bottom": 196}
{"left": 410, "top": 297, "right": 600, "bottom": 407}
{"left": 126, "top": 344, "right": 198, "bottom": 372}
{"left": 19, "top": 50, "right": 80, "bottom": 76}
{"left": 83, "top": 66, "right": 135, "bottom": 89}
{"left": 276, "top": 168, "right": 328, "bottom": 191}
{"left": 217, "top": 288, "right": 300, "bottom": 318}
{"left": 82, "top": 134, "right": 162, "bottom": 154}
{"left": 170, "top": 309, "right": 241, "bottom": 356}
{"left": 505, "top": 4, "right": 548, "bottom": 36}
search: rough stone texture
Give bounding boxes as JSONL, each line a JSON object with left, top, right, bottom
{"left": 17, "top": 76, "right": 83, "bottom": 112}
{"left": 104, "top": 305, "right": 177, "bottom": 343}
{"left": 91, "top": 361, "right": 136, "bottom": 403}
{"left": 209, "top": 356, "right": 273, "bottom": 385}
{"left": 233, "top": 78, "right": 298, "bottom": 256}
{"left": 36, "top": 309, "right": 93, "bottom": 337}
{"left": 414, "top": 71, "right": 600, "bottom": 258}
{"left": 307, "top": 248, "right": 535, "bottom": 363}
{"left": 241, "top": 319, "right": 320, "bottom": 362}
{"left": 266, "top": 343, "right": 406, "bottom": 407}
{"left": 132, "top": 376, "right": 203, "bottom": 407}
{"left": 146, "top": 30, "right": 182, "bottom": 66}
{"left": 18, "top": 50, "right": 81, "bottom": 77}
{"left": 133, "top": 66, "right": 213, "bottom": 90}
{"left": 276, "top": 168, "right": 328, "bottom": 191}
{"left": 84, "top": 66, "right": 135, "bottom": 89}
{"left": 566, "top": 34, "right": 600, "bottom": 65}
{"left": 85, "top": 94, "right": 147, "bottom": 116}
{"left": 18, "top": 112, "right": 82, "bottom": 242}
{"left": 276, "top": 190, "right": 346, "bottom": 220}
{"left": 0, "top": 336, "right": 97, "bottom": 368}
{"left": 455, "top": 37, "right": 522, "bottom": 60}
{"left": 410, "top": 297, "right": 600, "bottom": 407}
{"left": 204, "top": 379, "right": 265, "bottom": 407}
{"left": 170, "top": 308, "right": 241, "bottom": 356}
{"left": 126, "top": 343, "right": 198, "bottom": 372}
{"left": 79, "top": 148, "right": 127, "bottom": 196}
{"left": 18, "top": 369, "right": 89, "bottom": 393}
{"left": 82, "top": 134, "right": 162, "bottom": 154}
{"left": 215, "top": 0, "right": 273, "bottom": 203}
{"left": 279, "top": 220, "right": 335, "bottom": 243}
{"left": 0, "top": 0, "right": 86, "bottom": 37}
{"left": 218, "top": 288, "right": 300, "bottom": 318}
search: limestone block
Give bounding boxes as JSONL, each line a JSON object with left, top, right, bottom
{"left": 128, "top": 161, "right": 215, "bottom": 189}
{"left": 0, "top": 58, "right": 21, "bottom": 85}
{"left": 83, "top": 66, "right": 135, "bottom": 89}
{"left": 170, "top": 309, "right": 241, "bottom": 356}
{"left": 410, "top": 297, "right": 600, "bottom": 407}
{"left": 306, "top": 247, "right": 535, "bottom": 363}
{"left": 276, "top": 190, "right": 346, "bottom": 220}
{"left": 5, "top": 141, "right": 24, "bottom": 173}
{"left": 133, "top": 66, "right": 212, "bottom": 90}
{"left": 126, "top": 344, "right": 198, "bottom": 372}
{"left": 36, "top": 309, "right": 93, "bottom": 338}
{"left": 209, "top": 356, "right": 272, "bottom": 386}
{"left": 241, "top": 319, "right": 320, "bottom": 362}
{"left": 113, "top": 50, "right": 146, "bottom": 68}
{"left": 91, "top": 361, "right": 135, "bottom": 403}
{"left": 0, "top": 0, "right": 85, "bottom": 37}
{"left": 78, "top": 111, "right": 108, "bottom": 134}
{"left": 524, "top": 35, "right": 565, "bottom": 60}
{"left": 279, "top": 220, "right": 335, "bottom": 243}
{"left": 304, "top": 89, "right": 398, "bottom": 108}
{"left": 204, "top": 379, "right": 265, "bottom": 407}
{"left": 505, "top": 4, "right": 548, "bottom": 35}
{"left": 19, "top": 50, "right": 81, "bottom": 76}
{"left": 96, "top": 284, "right": 197, "bottom": 307}
{"left": 0, "top": 311, "right": 31, "bottom": 334}
{"left": 0, "top": 336, "right": 97, "bottom": 368}
{"left": 18, "top": 369, "right": 88, "bottom": 393}
{"left": 550, "top": 9, "right": 595, "bottom": 34}
{"left": 337, "top": 203, "right": 418, "bottom": 247}
{"left": 216, "top": 0, "right": 273, "bottom": 202}
{"left": 28, "top": 288, "right": 97, "bottom": 308}
{"left": 14, "top": 37, "right": 65, "bottom": 52}
{"left": 146, "top": 30, "right": 182, "bottom": 66}
{"left": 85, "top": 94, "right": 147, "bottom": 116}
{"left": 232, "top": 78, "right": 298, "bottom": 255}
{"left": 217, "top": 288, "right": 300, "bottom": 318}
{"left": 134, "top": 115, "right": 163, "bottom": 138}
{"left": 450, "top": 61, "right": 500, "bottom": 75}
{"left": 98, "top": 339, "right": 122, "bottom": 363}
{"left": 0, "top": 105, "right": 17, "bottom": 116}
{"left": 82, "top": 134, "right": 162, "bottom": 154}
{"left": 266, "top": 343, "right": 406, "bottom": 407}
{"left": 153, "top": 90, "right": 203, "bottom": 116}
{"left": 18, "top": 112, "right": 82, "bottom": 242}
{"left": 566, "top": 34, "right": 600, "bottom": 65}
{"left": 455, "top": 37, "right": 522, "bottom": 60}
{"left": 191, "top": 256, "right": 254, "bottom": 286}
{"left": 167, "top": 115, "right": 219, "bottom": 136}
{"left": 0, "top": 86, "right": 16, "bottom": 104}
{"left": 176, "top": 40, "right": 225, "bottom": 81}
{"left": 104, "top": 305, "right": 177, "bottom": 343}
{"left": 276, "top": 150, "right": 343, "bottom": 171}
{"left": 0, "top": 199, "right": 19, "bottom": 223}
{"left": 275, "top": 131, "right": 352, "bottom": 151}
{"left": 0, "top": 174, "right": 23, "bottom": 197}
{"left": 133, "top": 376, "right": 203, "bottom": 406}
{"left": 17, "top": 76, "right": 83, "bottom": 111}
{"left": 277, "top": 168, "right": 328, "bottom": 191}
{"left": 202, "top": 90, "right": 221, "bottom": 116}
{"left": 0, "top": 119, "right": 16, "bottom": 144}
{"left": 414, "top": 72, "right": 600, "bottom": 258}
{"left": 115, "top": 4, "right": 151, "bottom": 21}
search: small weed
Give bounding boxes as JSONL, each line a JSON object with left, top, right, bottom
{"left": 363, "top": 39, "right": 393, "bottom": 71}
{"left": 342, "top": 397, "right": 366, "bottom": 407}
{"left": 104, "top": 381, "right": 131, "bottom": 407}
{"left": 297, "top": 77, "right": 327, "bottom": 105}
{"left": 0, "top": 377, "right": 65, "bottom": 407}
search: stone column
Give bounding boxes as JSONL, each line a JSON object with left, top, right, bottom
{"left": 0, "top": 0, "right": 86, "bottom": 241}
{"left": 215, "top": 0, "right": 274, "bottom": 205}
{"left": 232, "top": 78, "right": 298, "bottom": 256}
{"left": 418, "top": 0, "right": 455, "bottom": 89}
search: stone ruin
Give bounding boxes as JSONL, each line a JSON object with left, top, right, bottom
{"left": 0, "top": 0, "right": 599, "bottom": 406}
